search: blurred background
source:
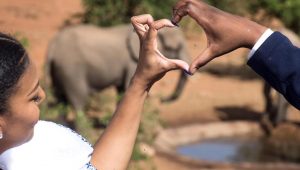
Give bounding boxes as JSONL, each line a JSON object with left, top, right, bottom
{"left": 1, "top": 0, "right": 300, "bottom": 169}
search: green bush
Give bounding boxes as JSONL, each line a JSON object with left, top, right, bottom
{"left": 82, "top": 0, "right": 177, "bottom": 27}
{"left": 206, "top": 0, "right": 251, "bottom": 15}
{"left": 206, "top": 0, "right": 300, "bottom": 34}
{"left": 14, "top": 32, "right": 30, "bottom": 49}
{"left": 82, "top": 0, "right": 300, "bottom": 34}
{"left": 249, "top": 0, "right": 300, "bottom": 34}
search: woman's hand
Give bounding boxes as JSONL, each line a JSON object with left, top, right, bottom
{"left": 91, "top": 14, "right": 189, "bottom": 170}
{"left": 130, "top": 14, "right": 190, "bottom": 91}
{"left": 171, "top": 0, "right": 267, "bottom": 74}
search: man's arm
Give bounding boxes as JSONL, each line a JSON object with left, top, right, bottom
{"left": 248, "top": 32, "right": 300, "bottom": 110}
{"left": 171, "top": 0, "right": 267, "bottom": 74}
{"left": 90, "top": 81, "right": 147, "bottom": 170}
{"left": 172, "top": 0, "right": 300, "bottom": 109}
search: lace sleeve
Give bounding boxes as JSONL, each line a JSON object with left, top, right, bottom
{"left": 81, "top": 162, "right": 97, "bottom": 170}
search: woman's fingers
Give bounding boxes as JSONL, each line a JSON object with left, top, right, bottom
{"left": 152, "top": 19, "right": 175, "bottom": 30}
{"left": 167, "top": 59, "right": 190, "bottom": 72}
{"left": 131, "top": 15, "right": 189, "bottom": 73}
{"left": 146, "top": 19, "right": 175, "bottom": 47}
{"left": 147, "top": 19, "right": 189, "bottom": 72}
{"left": 131, "top": 14, "right": 154, "bottom": 38}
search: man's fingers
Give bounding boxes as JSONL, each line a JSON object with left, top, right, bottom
{"left": 172, "top": 6, "right": 189, "bottom": 24}
{"left": 155, "top": 50, "right": 190, "bottom": 72}
{"left": 172, "top": 0, "right": 189, "bottom": 14}
{"left": 171, "top": 0, "right": 190, "bottom": 24}
{"left": 189, "top": 48, "right": 214, "bottom": 74}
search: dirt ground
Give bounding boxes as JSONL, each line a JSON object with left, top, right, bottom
{"left": 1, "top": 0, "right": 300, "bottom": 169}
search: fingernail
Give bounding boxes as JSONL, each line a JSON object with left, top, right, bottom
{"left": 183, "top": 70, "right": 192, "bottom": 76}
{"left": 170, "top": 19, "right": 180, "bottom": 27}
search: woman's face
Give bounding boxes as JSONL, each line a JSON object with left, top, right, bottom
{"left": 0, "top": 60, "right": 45, "bottom": 148}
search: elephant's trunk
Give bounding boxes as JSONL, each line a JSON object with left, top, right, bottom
{"left": 161, "top": 71, "right": 188, "bottom": 103}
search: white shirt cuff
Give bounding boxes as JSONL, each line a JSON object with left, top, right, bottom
{"left": 247, "top": 29, "right": 274, "bottom": 60}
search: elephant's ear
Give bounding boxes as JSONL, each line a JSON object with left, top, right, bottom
{"left": 126, "top": 29, "right": 140, "bottom": 63}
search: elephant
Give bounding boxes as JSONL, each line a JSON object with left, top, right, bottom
{"left": 47, "top": 24, "right": 190, "bottom": 112}
{"left": 262, "top": 27, "right": 300, "bottom": 127}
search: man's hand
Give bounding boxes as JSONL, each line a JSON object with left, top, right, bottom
{"left": 172, "top": 0, "right": 267, "bottom": 74}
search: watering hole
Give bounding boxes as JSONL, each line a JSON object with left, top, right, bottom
{"left": 176, "top": 137, "right": 281, "bottom": 163}
{"left": 155, "top": 121, "right": 300, "bottom": 169}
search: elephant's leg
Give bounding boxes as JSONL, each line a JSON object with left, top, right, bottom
{"left": 63, "top": 78, "right": 90, "bottom": 129}
{"left": 115, "top": 65, "right": 136, "bottom": 102}
{"left": 64, "top": 79, "right": 90, "bottom": 112}
{"left": 119, "top": 63, "right": 136, "bottom": 94}
{"left": 263, "top": 82, "right": 273, "bottom": 113}
{"left": 261, "top": 82, "right": 275, "bottom": 134}
{"left": 116, "top": 78, "right": 126, "bottom": 100}
{"left": 263, "top": 82, "right": 278, "bottom": 125}
{"left": 116, "top": 83, "right": 126, "bottom": 96}
{"left": 50, "top": 61, "right": 68, "bottom": 104}
{"left": 161, "top": 71, "right": 188, "bottom": 102}
{"left": 275, "top": 94, "right": 289, "bottom": 125}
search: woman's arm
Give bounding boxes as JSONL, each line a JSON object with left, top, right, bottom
{"left": 90, "top": 14, "right": 189, "bottom": 170}
{"left": 90, "top": 80, "right": 147, "bottom": 170}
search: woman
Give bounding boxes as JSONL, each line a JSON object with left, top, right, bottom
{"left": 0, "top": 14, "right": 189, "bottom": 170}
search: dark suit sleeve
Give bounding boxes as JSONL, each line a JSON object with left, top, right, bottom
{"left": 247, "top": 32, "right": 300, "bottom": 110}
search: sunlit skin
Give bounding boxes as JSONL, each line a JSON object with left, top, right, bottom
{"left": 0, "top": 60, "right": 45, "bottom": 154}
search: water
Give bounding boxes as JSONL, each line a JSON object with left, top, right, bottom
{"left": 177, "top": 137, "right": 265, "bottom": 163}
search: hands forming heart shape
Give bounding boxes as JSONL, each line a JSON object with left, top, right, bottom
{"left": 131, "top": 14, "right": 190, "bottom": 72}
{"left": 130, "top": 0, "right": 267, "bottom": 90}
{"left": 171, "top": 0, "right": 267, "bottom": 74}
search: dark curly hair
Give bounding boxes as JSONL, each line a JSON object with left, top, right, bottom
{"left": 0, "top": 33, "right": 30, "bottom": 114}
